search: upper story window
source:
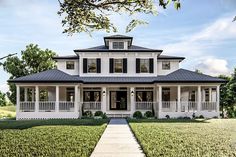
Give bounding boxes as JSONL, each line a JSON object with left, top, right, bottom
{"left": 113, "top": 42, "right": 124, "bottom": 49}
{"left": 162, "top": 61, "right": 170, "bottom": 70}
{"left": 114, "top": 59, "right": 123, "bottom": 73}
{"left": 66, "top": 61, "right": 75, "bottom": 69}
{"left": 83, "top": 58, "right": 101, "bottom": 73}
{"left": 109, "top": 58, "right": 127, "bottom": 73}
{"left": 136, "top": 58, "right": 154, "bottom": 73}
{"left": 140, "top": 59, "right": 149, "bottom": 73}
{"left": 87, "top": 59, "right": 97, "bottom": 73}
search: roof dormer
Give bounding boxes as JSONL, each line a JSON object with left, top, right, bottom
{"left": 104, "top": 35, "right": 133, "bottom": 50}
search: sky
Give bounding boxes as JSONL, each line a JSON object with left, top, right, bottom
{"left": 0, "top": 0, "right": 236, "bottom": 93}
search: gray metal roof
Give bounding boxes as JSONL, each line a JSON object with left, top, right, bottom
{"left": 158, "top": 55, "right": 185, "bottom": 60}
{"left": 9, "top": 69, "right": 226, "bottom": 83}
{"left": 104, "top": 35, "right": 133, "bottom": 39}
{"left": 53, "top": 55, "right": 79, "bottom": 60}
{"left": 9, "top": 69, "right": 79, "bottom": 83}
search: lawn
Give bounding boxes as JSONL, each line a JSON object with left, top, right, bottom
{"left": 129, "top": 119, "right": 236, "bottom": 157}
{"left": 0, "top": 105, "right": 16, "bottom": 119}
{"left": 0, "top": 119, "right": 108, "bottom": 157}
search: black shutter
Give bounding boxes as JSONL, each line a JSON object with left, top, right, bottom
{"left": 109, "top": 58, "right": 114, "bottom": 73}
{"left": 83, "top": 58, "right": 87, "bottom": 73}
{"left": 123, "top": 58, "right": 127, "bottom": 73}
{"left": 149, "top": 58, "right": 154, "bottom": 73}
{"left": 96, "top": 58, "right": 101, "bottom": 73}
{"left": 136, "top": 58, "right": 140, "bottom": 73}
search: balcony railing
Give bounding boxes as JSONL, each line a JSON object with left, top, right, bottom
{"left": 181, "top": 101, "right": 197, "bottom": 112}
{"left": 201, "top": 102, "right": 217, "bottom": 111}
{"left": 19, "top": 102, "right": 35, "bottom": 112}
{"left": 135, "top": 102, "right": 154, "bottom": 110}
{"left": 162, "top": 101, "right": 177, "bottom": 112}
{"left": 83, "top": 102, "right": 101, "bottom": 110}
{"left": 39, "top": 101, "right": 56, "bottom": 112}
{"left": 59, "top": 101, "right": 75, "bottom": 112}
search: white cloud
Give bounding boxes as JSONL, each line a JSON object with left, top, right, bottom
{"left": 195, "top": 58, "right": 231, "bottom": 76}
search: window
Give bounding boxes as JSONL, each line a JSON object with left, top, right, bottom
{"left": 113, "top": 42, "right": 124, "bottom": 49}
{"left": 66, "top": 61, "right": 75, "bottom": 69}
{"left": 162, "top": 88, "right": 170, "bottom": 101}
{"left": 136, "top": 91, "right": 153, "bottom": 102}
{"left": 114, "top": 59, "right": 123, "bottom": 73}
{"left": 83, "top": 91, "right": 101, "bottom": 102}
{"left": 205, "top": 89, "right": 209, "bottom": 102}
{"left": 140, "top": 59, "right": 149, "bottom": 73}
{"left": 66, "top": 88, "right": 75, "bottom": 102}
{"left": 162, "top": 61, "right": 170, "bottom": 70}
{"left": 189, "top": 91, "right": 196, "bottom": 101}
{"left": 87, "top": 59, "right": 97, "bottom": 73}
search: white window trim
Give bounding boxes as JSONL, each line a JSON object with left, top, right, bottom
{"left": 162, "top": 61, "right": 171, "bottom": 70}
{"left": 66, "top": 61, "right": 75, "bottom": 70}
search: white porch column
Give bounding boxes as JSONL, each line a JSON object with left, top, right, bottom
{"left": 158, "top": 86, "right": 162, "bottom": 113}
{"left": 35, "top": 86, "right": 39, "bottom": 112}
{"left": 209, "top": 87, "right": 212, "bottom": 102}
{"left": 130, "top": 87, "right": 135, "bottom": 115}
{"left": 24, "top": 87, "right": 28, "bottom": 102}
{"left": 56, "top": 86, "right": 59, "bottom": 112}
{"left": 102, "top": 87, "right": 107, "bottom": 113}
{"left": 74, "top": 85, "right": 79, "bottom": 113}
{"left": 16, "top": 85, "right": 20, "bottom": 113}
{"left": 197, "top": 86, "right": 201, "bottom": 112}
{"left": 177, "top": 85, "right": 181, "bottom": 112}
{"left": 216, "top": 85, "right": 220, "bottom": 117}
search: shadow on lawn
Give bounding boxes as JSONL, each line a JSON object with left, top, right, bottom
{"left": 0, "top": 119, "right": 109, "bottom": 130}
{"left": 128, "top": 118, "right": 209, "bottom": 123}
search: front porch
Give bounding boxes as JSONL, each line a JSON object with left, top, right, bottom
{"left": 16, "top": 84, "right": 220, "bottom": 119}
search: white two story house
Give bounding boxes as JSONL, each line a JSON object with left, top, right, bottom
{"left": 10, "top": 35, "right": 225, "bottom": 119}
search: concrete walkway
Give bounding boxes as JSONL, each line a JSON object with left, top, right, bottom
{"left": 91, "top": 118, "right": 145, "bottom": 157}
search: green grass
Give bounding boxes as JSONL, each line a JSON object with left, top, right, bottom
{"left": 129, "top": 119, "right": 236, "bottom": 157}
{"left": 0, "top": 119, "right": 108, "bottom": 157}
{"left": 0, "top": 105, "right": 16, "bottom": 119}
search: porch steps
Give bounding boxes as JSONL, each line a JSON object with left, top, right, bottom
{"left": 106, "top": 114, "right": 131, "bottom": 118}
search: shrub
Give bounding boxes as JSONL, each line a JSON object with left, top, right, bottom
{"left": 102, "top": 113, "right": 108, "bottom": 119}
{"left": 165, "top": 115, "right": 170, "bottom": 119}
{"left": 94, "top": 111, "right": 103, "bottom": 117}
{"left": 133, "top": 111, "right": 142, "bottom": 119}
{"left": 144, "top": 111, "right": 154, "bottom": 118}
{"left": 199, "top": 115, "right": 204, "bottom": 119}
{"left": 84, "top": 111, "right": 93, "bottom": 117}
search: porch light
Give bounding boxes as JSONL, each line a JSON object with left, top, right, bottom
{"left": 131, "top": 91, "right": 134, "bottom": 96}
{"left": 103, "top": 91, "right": 106, "bottom": 96}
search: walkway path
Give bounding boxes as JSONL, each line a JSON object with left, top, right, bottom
{"left": 91, "top": 118, "right": 145, "bottom": 157}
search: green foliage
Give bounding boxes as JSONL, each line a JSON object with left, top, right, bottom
{"left": 57, "top": 0, "right": 181, "bottom": 35}
{"left": 0, "top": 105, "right": 16, "bottom": 119}
{"left": 84, "top": 111, "right": 93, "bottom": 118}
{"left": 133, "top": 111, "right": 143, "bottom": 119}
{"left": 0, "top": 119, "right": 107, "bottom": 156}
{"left": 102, "top": 112, "right": 108, "bottom": 119}
{"left": 2, "top": 44, "right": 56, "bottom": 104}
{"left": 144, "top": 111, "right": 153, "bottom": 118}
{"left": 94, "top": 111, "right": 103, "bottom": 117}
{"left": 0, "top": 91, "right": 7, "bottom": 107}
{"left": 129, "top": 119, "right": 236, "bottom": 157}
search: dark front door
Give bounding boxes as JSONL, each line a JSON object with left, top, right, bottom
{"left": 110, "top": 91, "right": 127, "bottom": 110}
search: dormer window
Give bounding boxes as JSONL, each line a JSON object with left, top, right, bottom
{"left": 113, "top": 42, "right": 124, "bottom": 49}
{"left": 66, "top": 61, "right": 75, "bottom": 69}
{"left": 162, "top": 61, "right": 171, "bottom": 70}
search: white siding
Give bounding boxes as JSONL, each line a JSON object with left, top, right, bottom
{"left": 157, "top": 60, "right": 179, "bottom": 75}
{"left": 56, "top": 59, "right": 79, "bottom": 75}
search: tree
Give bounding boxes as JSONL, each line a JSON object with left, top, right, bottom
{"left": 57, "top": 0, "right": 181, "bottom": 35}
{"left": 0, "top": 91, "right": 7, "bottom": 107}
{"left": 2, "top": 44, "right": 56, "bottom": 104}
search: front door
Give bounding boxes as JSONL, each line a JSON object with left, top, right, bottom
{"left": 110, "top": 91, "right": 127, "bottom": 110}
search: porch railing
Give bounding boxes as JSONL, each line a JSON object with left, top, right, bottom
{"left": 162, "top": 101, "right": 177, "bottom": 112}
{"left": 83, "top": 102, "right": 101, "bottom": 110}
{"left": 39, "top": 101, "right": 56, "bottom": 112}
{"left": 181, "top": 101, "right": 197, "bottom": 112}
{"left": 19, "top": 102, "right": 35, "bottom": 112}
{"left": 201, "top": 102, "right": 217, "bottom": 111}
{"left": 59, "top": 101, "right": 75, "bottom": 112}
{"left": 135, "top": 102, "right": 154, "bottom": 110}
